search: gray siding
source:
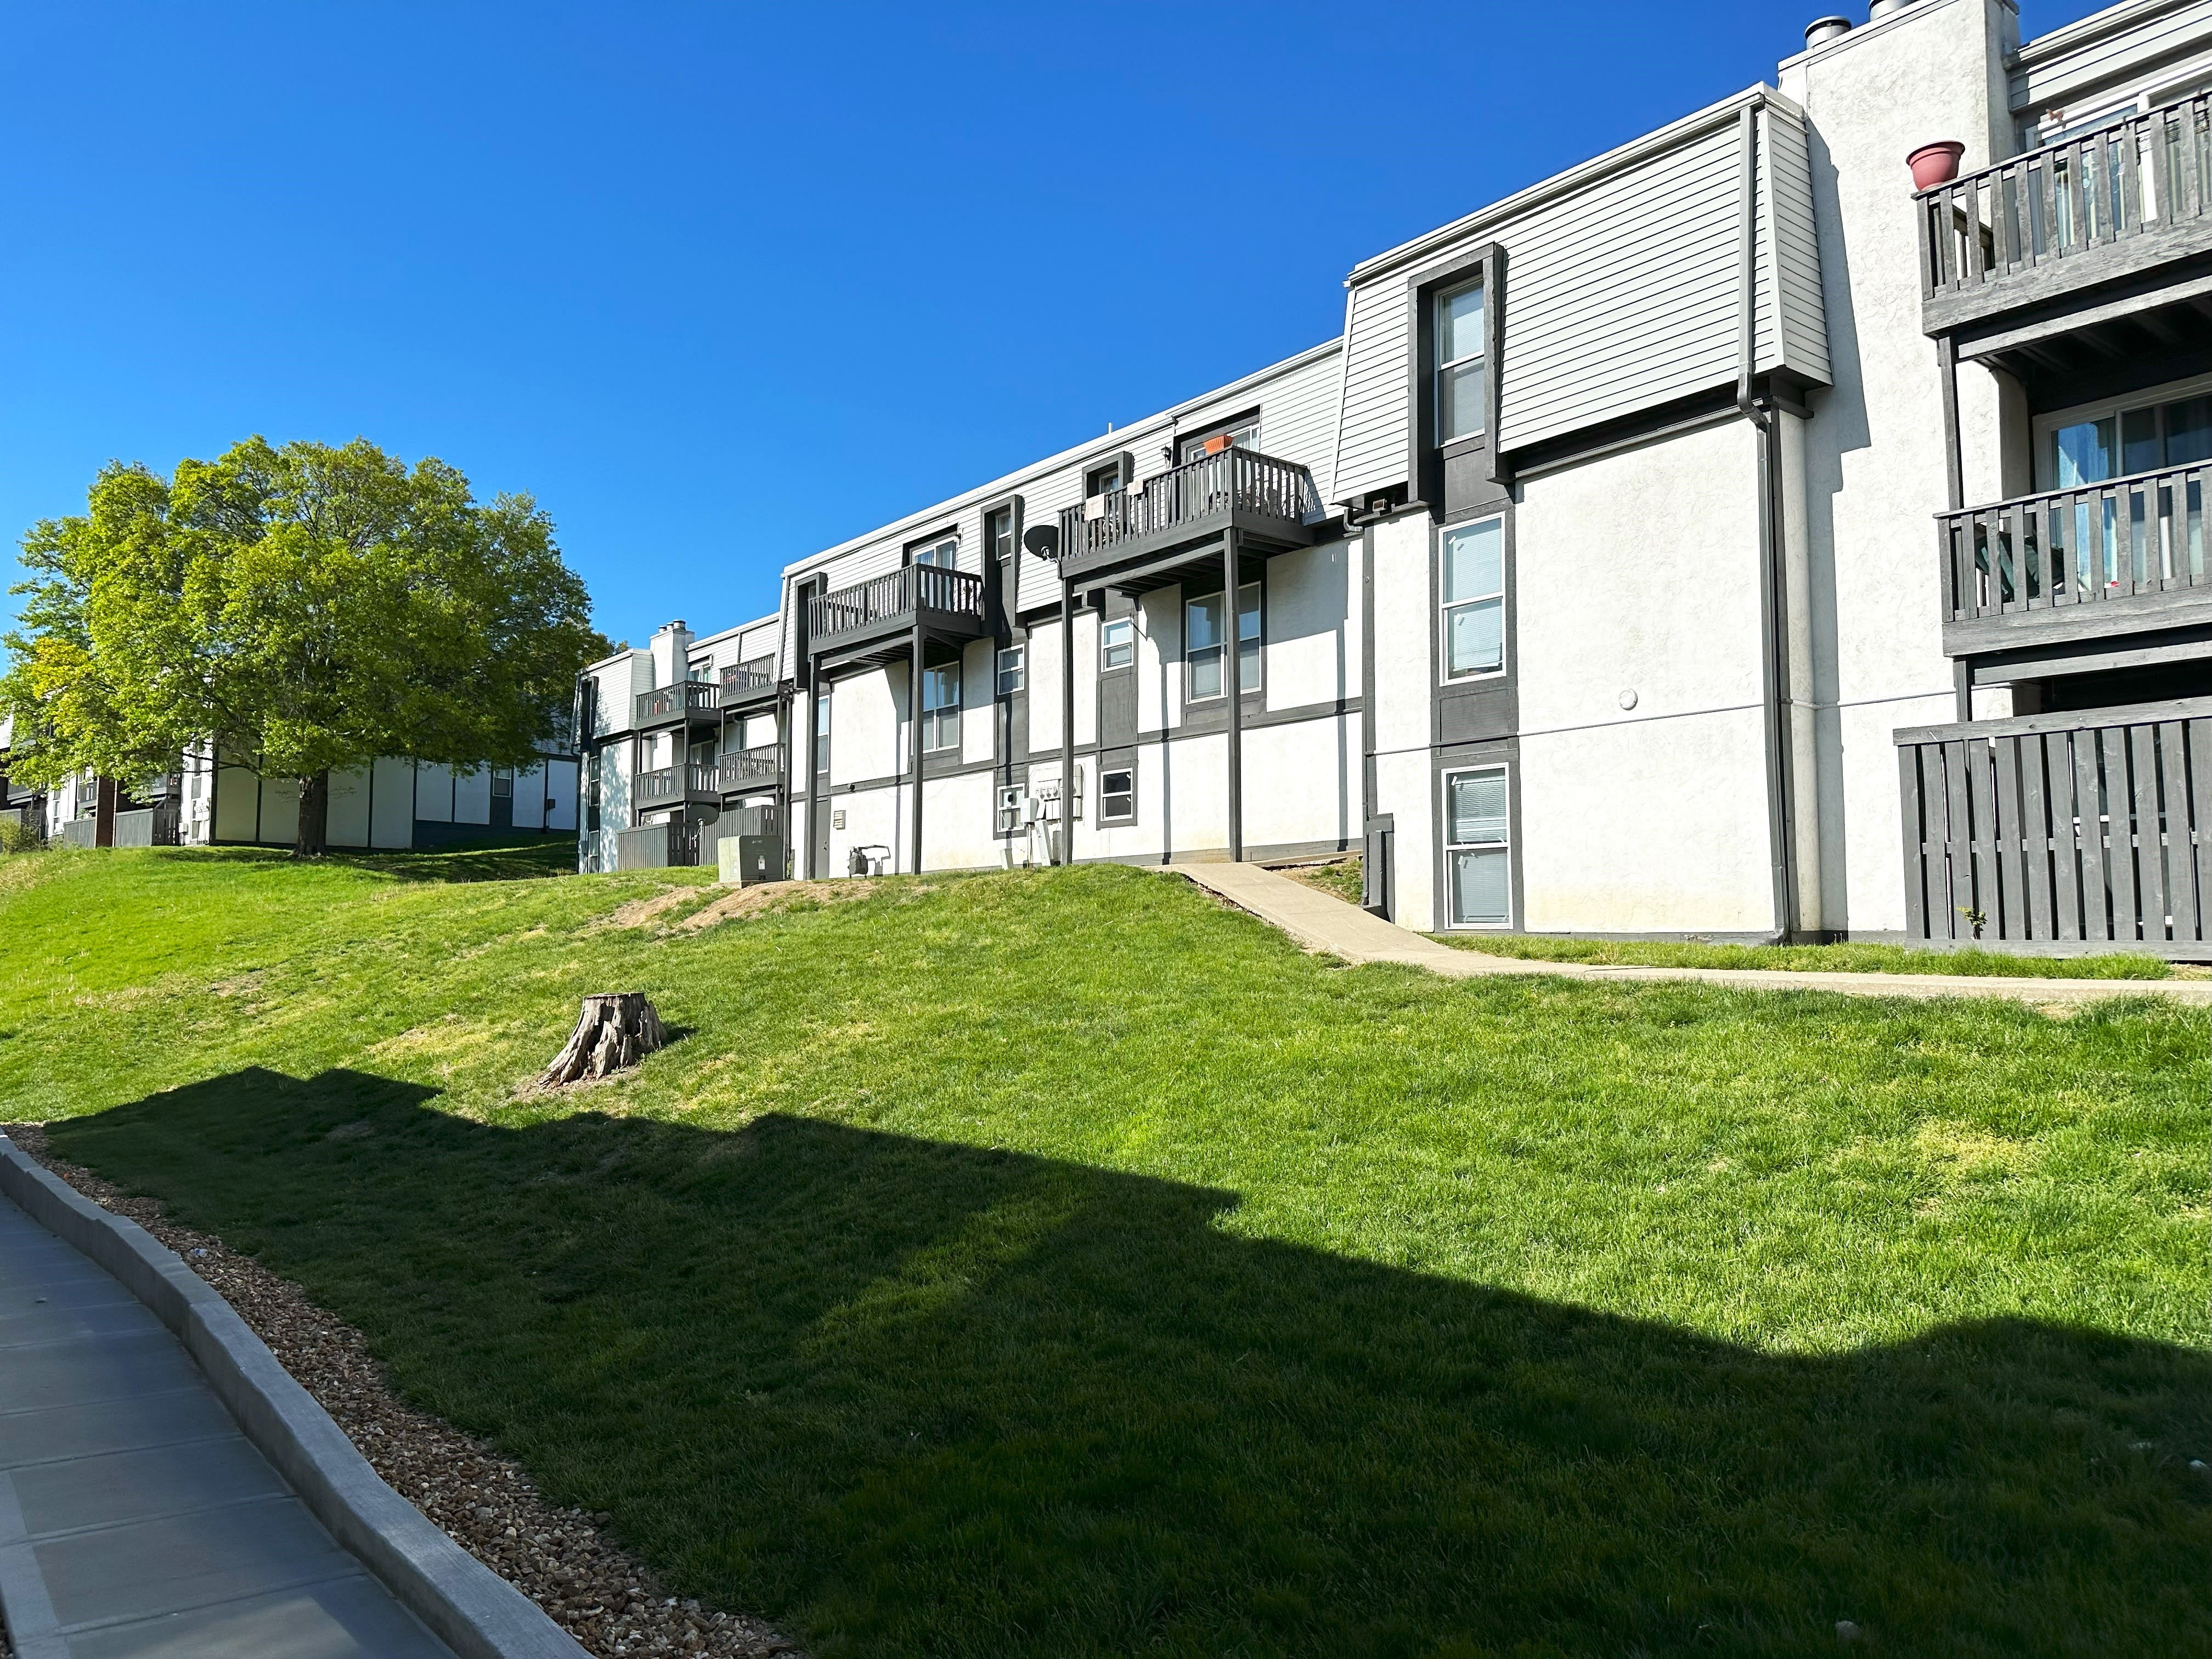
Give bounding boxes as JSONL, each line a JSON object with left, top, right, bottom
{"left": 1334, "top": 88, "right": 1829, "bottom": 499}
{"left": 2010, "top": 0, "right": 2212, "bottom": 116}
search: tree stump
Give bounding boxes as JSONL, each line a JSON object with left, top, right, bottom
{"left": 540, "top": 993, "right": 668, "bottom": 1087}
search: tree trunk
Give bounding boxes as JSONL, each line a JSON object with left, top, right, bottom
{"left": 539, "top": 993, "right": 668, "bottom": 1087}
{"left": 295, "top": 769, "right": 329, "bottom": 859}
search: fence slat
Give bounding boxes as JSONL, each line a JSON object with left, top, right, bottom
{"left": 2102, "top": 727, "right": 2140, "bottom": 940}
{"left": 2074, "top": 735, "right": 2111, "bottom": 941}
{"left": 1965, "top": 737, "right": 1998, "bottom": 939}
{"left": 1942, "top": 738, "right": 1973, "bottom": 939}
{"left": 2190, "top": 719, "right": 2212, "bottom": 944}
{"left": 1899, "top": 744, "right": 1930, "bottom": 939}
{"left": 2045, "top": 731, "right": 2083, "bottom": 941}
{"left": 2130, "top": 724, "right": 2169, "bottom": 941}
{"left": 1993, "top": 734, "right": 2025, "bottom": 938}
{"left": 2018, "top": 733, "right": 2055, "bottom": 939}
{"left": 2160, "top": 721, "right": 2199, "bottom": 941}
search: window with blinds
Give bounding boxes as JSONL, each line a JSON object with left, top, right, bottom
{"left": 1443, "top": 765, "right": 1510, "bottom": 928}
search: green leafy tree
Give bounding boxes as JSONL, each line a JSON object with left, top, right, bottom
{"left": 1, "top": 436, "right": 605, "bottom": 856}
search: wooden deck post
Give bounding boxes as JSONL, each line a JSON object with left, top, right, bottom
{"left": 909, "top": 614, "right": 926, "bottom": 876}
{"left": 1059, "top": 578, "right": 1075, "bottom": 865}
{"left": 1225, "top": 528, "right": 1244, "bottom": 863}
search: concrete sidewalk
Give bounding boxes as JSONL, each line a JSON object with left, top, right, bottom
{"left": 1179, "top": 863, "right": 2212, "bottom": 1006}
{"left": 0, "top": 1194, "right": 452, "bottom": 1659}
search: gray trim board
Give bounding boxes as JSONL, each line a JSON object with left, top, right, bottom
{"left": 1895, "top": 692, "right": 2212, "bottom": 746}
{"left": 0, "top": 1137, "right": 584, "bottom": 1659}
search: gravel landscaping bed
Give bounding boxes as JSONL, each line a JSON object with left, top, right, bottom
{"left": 3, "top": 1123, "right": 802, "bottom": 1659}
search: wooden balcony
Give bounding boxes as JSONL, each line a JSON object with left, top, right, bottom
{"left": 1896, "top": 696, "right": 2211, "bottom": 952}
{"left": 634, "top": 763, "right": 725, "bottom": 811}
{"left": 717, "top": 657, "right": 780, "bottom": 712}
{"left": 806, "top": 565, "right": 987, "bottom": 669}
{"left": 633, "top": 680, "right": 721, "bottom": 731}
{"left": 1053, "top": 448, "right": 1323, "bottom": 592}
{"left": 1919, "top": 92, "right": 2212, "bottom": 338}
{"left": 716, "top": 747, "right": 781, "bottom": 794}
{"left": 1938, "top": 460, "right": 2210, "bottom": 655}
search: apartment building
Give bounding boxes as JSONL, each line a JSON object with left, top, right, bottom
{"left": 580, "top": 0, "right": 2212, "bottom": 956}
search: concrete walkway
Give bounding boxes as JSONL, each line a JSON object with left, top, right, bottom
{"left": 0, "top": 1194, "right": 452, "bottom": 1658}
{"left": 1180, "top": 863, "right": 2212, "bottom": 1006}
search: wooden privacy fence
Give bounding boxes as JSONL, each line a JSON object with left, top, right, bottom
{"left": 1896, "top": 698, "right": 2212, "bottom": 947}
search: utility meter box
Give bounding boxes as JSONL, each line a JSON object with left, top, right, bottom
{"left": 717, "top": 833, "right": 781, "bottom": 887}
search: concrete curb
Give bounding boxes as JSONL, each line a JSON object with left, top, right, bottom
{"left": 0, "top": 1135, "right": 588, "bottom": 1659}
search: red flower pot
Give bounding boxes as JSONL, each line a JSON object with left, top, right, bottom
{"left": 1908, "top": 140, "right": 1966, "bottom": 189}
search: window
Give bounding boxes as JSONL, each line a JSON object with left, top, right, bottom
{"left": 988, "top": 506, "right": 1015, "bottom": 565}
{"left": 1440, "top": 517, "right": 1505, "bottom": 679}
{"left": 1443, "top": 766, "right": 1511, "bottom": 928}
{"left": 911, "top": 534, "right": 958, "bottom": 568}
{"left": 1085, "top": 459, "right": 1125, "bottom": 497}
{"left": 1435, "top": 279, "right": 1486, "bottom": 444}
{"left": 1184, "top": 583, "right": 1260, "bottom": 701}
{"left": 2045, "top": 386, "right": 2212, "bottom": 487}
{"left": 1178, "top": 418, "right": 1259, "bottom": 465}
{"left": 996, "top": 645, "right": 1025, "bottom": 696}
{"left": 1100, "top": 766, "right": 1135, "bottom": 822}
{"left": 813, "top": 692, "right": 831, "bottom": 776}
{"left": 687, "top": 658, "right": 713, "bottom": 682}
{"left": 490, "top": 769, "right": 514, "bottom": 799}
{"left": 921, "top": 663, "right": 961, "bottom": 753}
{"left": 1101, "top": 617, "right": 1135, "bottom": 670}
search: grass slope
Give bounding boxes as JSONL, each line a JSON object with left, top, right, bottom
{"left": 4, "top": 848, "right": 2205, "bottom": 1657}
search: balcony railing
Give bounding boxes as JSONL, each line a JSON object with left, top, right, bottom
{"left": 1939, "top": 461, "right": 2208, "bottom": 628}
{"left": 718, "top": 656, "right": 777, "bottom": 707}
{"left": 633, "top": 680, "right": 720, "bottom": 729}
{"left": 634, "top": 763, "right": 723, "bottom": 809}
{"left": 1897, "top": 697, "right": 2212, "bottom": 947}
{"left": 1920, "top": 92, "right": 2212, "bottom": 316}
{"left": 1055, "top": 447, "right": 1319, "bottom": 568}
{"left": 718, "top": 747, "right": 780, "bottom": 789}
{"left": 808, "top": 564, "right": 985, "bottom": 644}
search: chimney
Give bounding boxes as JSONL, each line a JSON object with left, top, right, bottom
{"left": 1804, "top": 14, "right": 1851, "bottom": 46}
{"left": 648, "top": 619, "right": 693, "bottom": 690}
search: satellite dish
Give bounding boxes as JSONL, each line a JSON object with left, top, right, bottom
{"left": 1022, "top": 523, "right": 1061, "bottom": 561}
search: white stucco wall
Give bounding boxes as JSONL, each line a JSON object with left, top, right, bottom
{"left": 1514, "top": 417, "right": 1776, "bottom": 934}
{"left": 1265, "top": 540, "right": 1358, "bottom": 711}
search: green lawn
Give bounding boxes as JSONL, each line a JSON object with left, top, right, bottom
{"left": 4, "top": 848, "right": 2205, "bottom": 1657}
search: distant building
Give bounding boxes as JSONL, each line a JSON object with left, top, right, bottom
{"left": 579, "top": 0, "right": 2212, "bottom": 957}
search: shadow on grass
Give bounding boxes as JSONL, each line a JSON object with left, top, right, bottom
{"left": 53, "top": 1069, "right": 2209, "bottom": 1658}
{"left": 145, "top": 838, "right": 577, "bottom": 884}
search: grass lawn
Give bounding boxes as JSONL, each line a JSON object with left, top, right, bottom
{"left": 3, "top": 847, "right": 2205, "bottom": 1657}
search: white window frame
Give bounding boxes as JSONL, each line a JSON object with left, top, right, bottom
{"left": 1435, "top": 278, "right": 1487, "bottom": 445}
{"left": 1183, "top": 582, "right": 1261, "bottom": 704}
{"left": 910, "top": 534, "right": 959, "bottom": 569}
{"left": 921, "top": 662, "right": 961, "bottom": 754}
{"left": 1177, "top": 419, "right": 1260, "bottom": 465}
{"left": 1441, "top": 764, "right": 1513, "bottom": 930}
{"left": 1101, "top": 617, "right": 1135, "bottom": 672}
{"left": 2032, "top": 368, "right": 2212, "bottom": 490}
{"left": 996, "top": 645, "right": 1025, "bottom": 696}
{"left": 1099, "top": 765, "right": 1135, "bottom": 823}
{"left": 1438, "top": 515, "right": 1507, "bottom": 685}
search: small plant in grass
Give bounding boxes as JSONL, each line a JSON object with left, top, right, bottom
{"left": 0, "top": 817, "right": 42, "bottom": 854}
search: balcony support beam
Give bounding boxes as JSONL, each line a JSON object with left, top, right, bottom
{"left": 1937, "top": 332, "right": 1963, "bottom": 513}
{"left": 1058, "top": 578, "right": 1075, "bottom": 866}
{"left": 1225, "top": 527, "right": 1244, "bottom": 864}
{"left": 909, "top": 618, "right": 926, "bottom": 876}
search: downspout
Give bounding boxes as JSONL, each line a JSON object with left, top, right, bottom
{"left": 1736, "top": 99, "right": 1799, "bottom": 941}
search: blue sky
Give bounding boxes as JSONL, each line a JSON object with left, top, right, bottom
{"left": 0, "top": 1, "right": 2094, "bottom": 648}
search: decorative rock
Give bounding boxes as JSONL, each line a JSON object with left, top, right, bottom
{"left": 1837, "top": 1619, "right": 1861, "bottom": 1643}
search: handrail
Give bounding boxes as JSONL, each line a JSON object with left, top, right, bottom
{"left": 1052, "top": 447, "right": 1320, "bottom": 565}
{"left": 633, "top": 679, "right": 720, "bottom": 727}
{"left": 1938, "top": 460, "right": 2209, "bottom": 621}
{"left": 808, "top": 565, "right": 986, "bottom": 640}
{"left": 1919, "top": 90, "right": 2211, "bottom": 297}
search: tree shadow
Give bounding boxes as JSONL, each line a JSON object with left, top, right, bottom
{"left": 51, "top": 1069, "right": 2209, "bottom": 1658}
{"left": 145, "top": 840, "right": 577, "bottom": 884}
